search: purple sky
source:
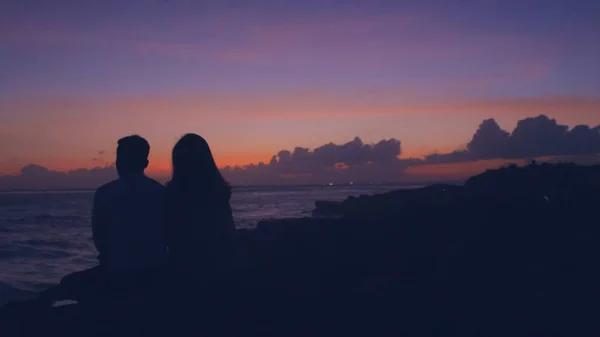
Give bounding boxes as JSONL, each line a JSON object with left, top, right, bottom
{"left": 1, "top": 0, "right": 599, "bottom": 186}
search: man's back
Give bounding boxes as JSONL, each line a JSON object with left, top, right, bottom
{"left": 93, "top": 175, "right": 167, "bottom": 272}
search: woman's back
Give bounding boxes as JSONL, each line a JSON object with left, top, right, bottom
{"left": 165, "top": 182, "right": 234, "bottom": 275}
{"left": 164, "top": 134, "right": 235, "bottom": 279}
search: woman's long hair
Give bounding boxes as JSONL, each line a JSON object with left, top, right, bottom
{"left": 169, "top": 133, "right": 230, "bottom": 199}
{"left": 167, "top": 134, "right": 234, "bottom": 276}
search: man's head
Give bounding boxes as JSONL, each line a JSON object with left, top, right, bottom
{"left": 116, "top": 135, "right": 150, "bottom": 176}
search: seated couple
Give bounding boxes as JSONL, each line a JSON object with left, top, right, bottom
{"left": 37, "top": 133, "right": 235, "bottom": 306}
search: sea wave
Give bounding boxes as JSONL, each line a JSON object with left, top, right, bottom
{"left": 0, "top": 281, "right": 38, "bottom": 306}
{"left": 17, "top": 239, "right": 90, "bottom": 251}
{"left": 34, "top": 214, "right": 87, "bottom": 224}
{"left": 0, "top": 246, "right": 74, "bottom": 260}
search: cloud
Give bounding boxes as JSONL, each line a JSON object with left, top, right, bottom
{"left": 424, "top": 115, "right": 600, "bottom": 164}
{"left": 1, "top": 115, "right": 599, "bottom": 189}
{"left": 220, "top": 115, "right": 600, "bottom": 184}
{"left": 221, "top": 137, "right": 413, "bottom": 184}
{"left": 0, "top": 164, "right": 118, "bottom": 190}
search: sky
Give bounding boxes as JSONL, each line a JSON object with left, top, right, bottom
{"left": 1, "top": 0, "right": 599, "bottom": 187}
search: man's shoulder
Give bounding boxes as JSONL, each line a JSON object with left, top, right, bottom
{"left": 94, "top": 177, "right": 164, "bottom": 199}
{"left": 142, "top": 176, "right": 166, "bottom": 191}
{"left": 94, "top": 179, "right": 120, "bottom": 197}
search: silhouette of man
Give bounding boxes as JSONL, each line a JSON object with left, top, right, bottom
{"left": 93, "top": 135, "right": 167, "bottom": 273}
{"left": 36, "top": 135, "right": 167, "bottom": 305}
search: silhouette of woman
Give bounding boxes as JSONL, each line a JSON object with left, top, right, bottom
{"left": 165, "top": 134, "right": 235, "bottom": 282}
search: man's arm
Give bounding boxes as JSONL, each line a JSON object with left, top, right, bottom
{"left": 91, "top": 190, "right": 106, "bottom": 259}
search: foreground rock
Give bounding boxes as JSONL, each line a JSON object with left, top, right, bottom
{"left": 2, "top": 163, "right": 600, "bottom": 336}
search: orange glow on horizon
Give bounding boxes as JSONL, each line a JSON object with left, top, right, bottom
{"left": 2, "top": 93, "right": 599, "bottom": 180}
{"left": 0, "top": 151, "right": 278, "bottom": 176}
{"left": 404, "top": 159, "right": 527, "bottom": 181}
{"left": 402, "top": 146, "right": 460, "bottom": 159}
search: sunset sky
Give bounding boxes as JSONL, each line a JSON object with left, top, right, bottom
{"left": 1, "top": 0, "right": 599, "bottom": 186}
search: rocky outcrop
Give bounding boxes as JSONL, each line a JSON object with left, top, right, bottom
{"left": 2, "top": 163, "right": 600, "bottom": 336}
{"left": 312, "top": 163, "right": 600, "bottom": 218}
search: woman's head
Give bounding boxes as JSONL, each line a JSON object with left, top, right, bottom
{"left": 171, "top": 133, "right": 229, "bottom": 194}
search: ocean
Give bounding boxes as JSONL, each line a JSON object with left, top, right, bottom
{"left": 0, "top": 184, "right": 406, "bottom": 305}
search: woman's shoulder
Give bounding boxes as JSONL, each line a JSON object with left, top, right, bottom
{"left": 164, "top": 181, "right": 231, "bottom": 202}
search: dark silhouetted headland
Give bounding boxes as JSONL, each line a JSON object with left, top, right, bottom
{"left": 2, "top": 163, "right": 600, "bottom": 336}
{"left": 312, "top": 161, "right": 600, "bottom": 217}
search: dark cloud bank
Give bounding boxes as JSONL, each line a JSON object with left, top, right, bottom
{"left": 1, "top": 115, "right": 599, "bottom": 189}
{"left": 0, "top": 165, "right": 118, "bottom": 190}
{"left": 424, "top": 115, "right": 600, "bottom": 164}
{"left": 221, "top": 137, "right": 417, "bottom": 185}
